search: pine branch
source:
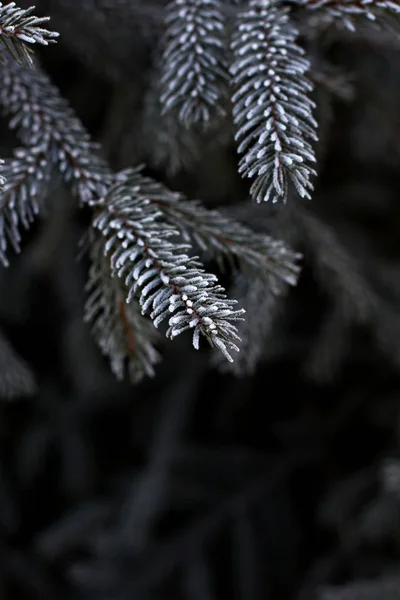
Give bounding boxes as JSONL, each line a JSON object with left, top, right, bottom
{"left": 0, "top": 55, "right": 301, "bottom": 372}
{"left": 148, "top": 190, "right": 302, "bottom": 288}
{"left": 230, "top": 0, "right": 318, "bottom": 203}
{"left": 160, "top": 0, "right": 229, "bottom": 129}
{"left": 93, "top": 169, "right": 245, "bottom": 362}
{"left": 0, "top": 2, "right": 58, "bottom": 66}
{"left": 84, "top": 229, "right": 161, "bottom": 383}
{"left": 0, "top": 147, "right": 51, "bottom": 265}
{"left": 0, "top": 55, "right": 111, "bottom": 204}
{"left": 0, "top": 5, "right": 57, "bottom": 260}
{"left": 298, "top": 0, "right": 400, "bottom": 33}
{"left": 0, "top": 55, "right": 109, "bottom": 262}
{"left": 0, "top": 58, "right": 246, "bottom": 369}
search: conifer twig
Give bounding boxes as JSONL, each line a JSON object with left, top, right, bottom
{"left": 0, "top": 2, "right": 58, "bottom": 66}
{"left": 231, "top": 0, "right": 318, "bottom": 203}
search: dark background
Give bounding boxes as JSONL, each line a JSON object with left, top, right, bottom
{"left": 0, "top": 2, "right": 400, "bottom": 599}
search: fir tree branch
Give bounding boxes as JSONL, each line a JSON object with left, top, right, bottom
{"left": 230, "top": 0, "right": 318, "bottom": 203}
{"left": 0, "top": 56, "right": 299, "bottom": 371}
{"left": 297, "top": 0, "right": 400, "bottom": 33}
{"left": 0, "top": 147, "right": 50, "bottom": 265}
{"left": 0, "top": 2, "right": 58, "bottom": 66}
{"left": 146, "top": 187, "right": 302, "bottom": 288}
{"left": 0, "top": 55, "right": 109, "bottom": 262}
{"left": 0, "top": 55, "right": 111, "bottom": 204}
{"left": 160, "top": 0, "right": 229, "bottom": 129}
{"left": 84, "top": 229, "right": 161, "bottom": 383}
{"left": 0, "top": 59, "right": 242, "bottom": 368}
{"left": 93, "top": 169, "right": 245, "bottom": 362}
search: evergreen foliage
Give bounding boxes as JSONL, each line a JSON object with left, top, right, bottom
{"left": 0, "top": 2, "right": 58, "bottom": 65}
{"left": 0, "top": 0, "right": 398, "bottom": 381}
{"left": 160, "top": 0, "right": 229, "bottom": 128}
{"left": 231, "top": 0, "right": 318, "bottom": 203}
{"left": 0, "top": 2, "right": 400, "bottom": 600}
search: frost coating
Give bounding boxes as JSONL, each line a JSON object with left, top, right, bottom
{"left": 93, "top": 169, "right": 245, "bottom": 362}
{"left": 231, "top": 0, "right": 318, "bottom": 203}
{"left": 160, "top": 0, "right": 228, "bottom": 128}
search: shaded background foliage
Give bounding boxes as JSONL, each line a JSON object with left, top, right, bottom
{"left": 1, "top": 2, "right": 400, "bottom": 599}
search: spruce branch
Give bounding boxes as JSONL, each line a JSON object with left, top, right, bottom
{"left": 0, "top": 55, "right": 111, "bottom": 204}
{"left": 230, "top": 0, "right": 318, "bottom": 203}
{"left": 160, "top": 0, "right": 229, "bottom": 129}
{"left": 93, "top": 169, "right": 245, "bottom": 362}
{"left": 0, "top": 53, "right": 300, "bottom": 373}
{"left": 0, "top": 147, "right": 50, "bottom": 265}
{"left": 297, "top": 0, "right": 400, "bottom": 32}
{"left": 0, "top": 2, "right": 58, "bottom": 66}
{"left": 84, "top": 230, "right": 161, "bottom": 383}
{"left": 147, "top": 190, "right": 302, "bottom": 289}
{"left": 0, "top": 55, "right": 109, "bottom": 262}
